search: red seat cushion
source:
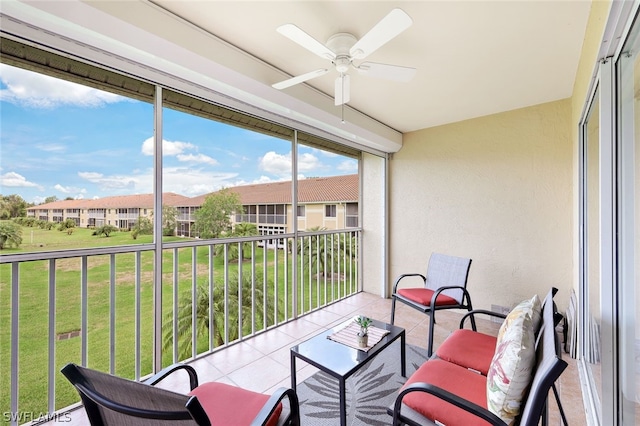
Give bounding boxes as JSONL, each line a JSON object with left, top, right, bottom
{"left": 189, "top": 382, "right": 282, "bottom": 426}
{"left": 397, "top": 288, "right": 458, "bottom": 306}
{"left": 401, "top": 359, "right": 491, "bottom": 426}
{"left": 436, "top": 329, "right": 497, "bottom": 375}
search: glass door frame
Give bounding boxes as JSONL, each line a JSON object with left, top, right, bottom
{"left": 578, "top": 3, "right": 640, "bottom": 425}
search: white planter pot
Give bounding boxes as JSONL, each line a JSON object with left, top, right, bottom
{"left": 357, "top": 333, "right": 368, "bottom": 348}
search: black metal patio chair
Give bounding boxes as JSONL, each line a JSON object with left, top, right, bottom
{"left": 390, "top": 252, "right": 475, "bottom": 356}
{"left": 61, "top": 362, "right": 300, "bottom": 426}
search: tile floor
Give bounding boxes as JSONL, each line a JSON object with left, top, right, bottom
{"left": 48, "top": 291, "right": 585, "bottom": 425}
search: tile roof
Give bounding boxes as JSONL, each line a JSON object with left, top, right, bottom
{"left": 27, "top": 175, "right": 359, "bottom": 210}
{"left": 27, "top": 192, "right": 191, "bottom": 210}
{"left": 187, "top": 174, "right": 358, "bottom": 206}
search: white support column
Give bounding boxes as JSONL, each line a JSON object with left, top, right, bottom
{"left": 599, "top": 58, "right": 617, "bottom": 426}
{"left": 153, "top": 86, "right": 164, "bottom": 373}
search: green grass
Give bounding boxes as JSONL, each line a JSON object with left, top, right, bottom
{"left": 0, "top": 224, "right": 357, "bottom": 422}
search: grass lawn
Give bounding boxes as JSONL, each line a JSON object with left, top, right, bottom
{"left": 0, "top": 224, "right": 356, "bottom": 420}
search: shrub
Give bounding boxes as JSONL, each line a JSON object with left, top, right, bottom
{"left": 0, "top": 221, "right": 23, "bottom": 249}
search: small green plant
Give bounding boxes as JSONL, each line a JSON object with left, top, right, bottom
{"left": 354, "top": 315, "right": 372, "bottom": 336}
{"left": 94, "top": 224, "right": 118, "bottom": 237}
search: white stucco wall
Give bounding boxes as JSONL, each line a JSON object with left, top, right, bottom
{"left": 389, "top": 99, "right": 573, "bottom": 310}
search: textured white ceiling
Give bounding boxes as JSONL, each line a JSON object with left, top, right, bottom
{"left": 148, "top": 0, "right": 592, "bottom": 133}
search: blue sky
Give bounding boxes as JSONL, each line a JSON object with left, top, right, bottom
{"left": 0, "top": 64, "right": 357, "bottom": 204}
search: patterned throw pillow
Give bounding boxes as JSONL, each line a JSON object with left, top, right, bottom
{"left": 496, "top": 294, "right": 541, "bottom": 343}
{"left": 486, "top": 295, "right": 540, "bottom": 423}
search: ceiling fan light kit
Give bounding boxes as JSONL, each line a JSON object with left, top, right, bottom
{"left": 272, "top": 8, "right": 416, "bottom": 109}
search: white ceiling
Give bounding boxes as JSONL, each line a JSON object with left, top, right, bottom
{"left": 1, "top": 0, "right": 593, "bottom": 148}
{"left": 147, "top": 0, "right": 592, "bottom": 133}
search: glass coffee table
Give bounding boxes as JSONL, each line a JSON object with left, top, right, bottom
{"left": 290, "top": 318, "right": 405, "bottom": 426}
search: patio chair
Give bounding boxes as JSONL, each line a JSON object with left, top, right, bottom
{"left": 390, "top": 252, "right": 475, "bottom": 356}
{"left": 61, "top": 362, "right": 300, "bottom": 426}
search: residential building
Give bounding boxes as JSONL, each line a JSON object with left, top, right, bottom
{"left": 183, "top": 174, "right": 359, "bottom": 238}
{"left": 26, "top": 193, "right": 190, "bottom": 230}
{"left": 25, "top": 175, "right": 358, "bottom": 237}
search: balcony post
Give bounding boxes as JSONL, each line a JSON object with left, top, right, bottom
{"left": 291, "top": 130, "right": 299, "bottom": 318}
{"left": 153, "top": 85, "right": 163, "bottom": 372}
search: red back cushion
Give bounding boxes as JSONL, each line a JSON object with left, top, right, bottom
{"left": 435, "top": 329, "right": 497, "bottom": 375}
{"left": 189, "top": 382, "right": 282, "bottom": 426}
{"left": 401, "top": 359, "right": 491, "bottom": 426}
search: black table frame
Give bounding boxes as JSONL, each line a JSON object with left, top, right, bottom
{"left": 290, "top": 318, "right": 406, "bottom": 426}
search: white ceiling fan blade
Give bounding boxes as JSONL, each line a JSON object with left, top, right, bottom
{"left": 334, "top": 74, "right": 351, "bottom": 106}
{"left": 277, "top": 24, "right": 336, "bottom": 60}
{"left": 350, "top": 8, "right": 412, "bottom": 60}
{"left": 356, "top": 62, "right": 417, "bottom": 82}
{"left": 272, "top": 69, "right": 329, "bottom": 90}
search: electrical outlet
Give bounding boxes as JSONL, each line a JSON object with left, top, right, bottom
{"left": 491, "top": 304, "right": 510, "bottom": 323}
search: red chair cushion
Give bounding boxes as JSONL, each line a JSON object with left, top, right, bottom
{"left": 397, "top": 288, "right": 458, "bottom": 306}
{"left": 189, "top": 382, "right": 282, "bottom": 426}
{"left": 435, "top": 329, "right": 497, "bottom": 375}
{"left": 401, "top": 359, "right": 491, "bottom": 426}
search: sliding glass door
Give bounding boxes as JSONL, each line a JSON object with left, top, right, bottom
{"left": 616, "top": 14, "right": 640, "bottom": 425}
{"left": 581, "top": 7, "right": 640, "bottom": 425}
{"left": 581, "top": 85, "right": 602, "bottom": 423}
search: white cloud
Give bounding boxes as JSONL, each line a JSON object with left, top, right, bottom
{"left": 78, "top": 171, "right": 140, "bottom": 191}
{"left": 259, "top": 151, "right": 291, "bottom": 177}
{"left": 78, "top": 172, "right": 104, "bottom": 180}
{"left": 0, "top": 172, "right": 44, "bottom": 190}
{"left": 163, "top": 167, "right": 239, "bottom": 196}
{"left": 337, "top": 159, "right": 358, "bottom": 172}
{"left": 36, "top": 143, "right": 67, "bottom": 153}
{"left": 230, "top": 175, "right": 284, "bottom": 187}
{"left": 298, "top": 152, "right": 322, "bottom": 172}
{"left": 254, "top": 175, "right": 277, "bottom": 184}
{"left": 53, "top": 184, "right": 70, "bottom": 193}
{"left": 54, "top": 184, "right": 87, "bottom": 195}
{"left": 141, "top": 137, "right": 196, "bottom": 156}
{"left": 259, "top": 151, "right": 325, "bottom": 177}
{"left": 176, "top": 153, "right": 218, "bottom": 166}
{"left": 0, "top": 64, "right": 124, "bottom": 108}
{"left": 77, "top": 167, "right": 239, "bottom": 197}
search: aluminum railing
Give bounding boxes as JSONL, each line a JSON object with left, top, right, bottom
{"left": 0, "top": 228, "right": 360, "bottom": 425}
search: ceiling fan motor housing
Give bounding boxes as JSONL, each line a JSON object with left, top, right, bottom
{"left": 326, "top": 33, "right": 358, "bottom": 72}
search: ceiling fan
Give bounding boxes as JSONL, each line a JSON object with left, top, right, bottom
{"left": 272, "top": 8, "right": 416, "bottom": 106}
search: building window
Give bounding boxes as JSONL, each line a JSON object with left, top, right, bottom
{"left": 257, "top": 204, "right": 286, "bottom": 224}
{"left": 325, "top": 204, "right": 336, "bottom": 218}
{"left": 258, "top": 226, "right": 286, "bottom": 249}
{"left": 346, "top": 203, "right": 358, "bottom": 227}
{"left": 297, "top": 205, "right": 305, "bottom": 217}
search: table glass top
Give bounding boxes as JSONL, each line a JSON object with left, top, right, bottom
{"left": 290, "top": 318, "right": 404, "bottom": 376}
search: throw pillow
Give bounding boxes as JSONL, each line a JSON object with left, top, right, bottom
{"left": 487, "top": 296, "right": 538, "bottom": 423}
{"left": 496, "top": 294, "right": 541, "bottom": 343}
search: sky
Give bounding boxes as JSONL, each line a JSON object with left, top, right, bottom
{"left": 0, "top": 63, "right": 358, "bottom": 204}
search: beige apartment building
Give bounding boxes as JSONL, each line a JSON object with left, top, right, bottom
{"left": 26, "top": 192, "right": 191, "bottom": 229}
{"left": 26, "top": 175, "right": 359, "bottom": 238}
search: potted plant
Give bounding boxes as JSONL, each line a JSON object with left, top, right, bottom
{"left": 354, "top": 316, "right": 373, "bottom": 348}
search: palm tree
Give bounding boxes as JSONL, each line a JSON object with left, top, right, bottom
{"left": 163, "top": 269, "right": 275, "bottom": 360}
{"left": 214, "top": 222, "right": 258, "bottom": 262}
{"left": 0, "top": 221, "right": 23, "bottom": 249}
{"left": 299, "top": 227, "right": 340, "bottom": 277}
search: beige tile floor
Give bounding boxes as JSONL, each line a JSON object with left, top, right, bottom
{"left": 48, "top": 292, "right": 585, "bottom": 425}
